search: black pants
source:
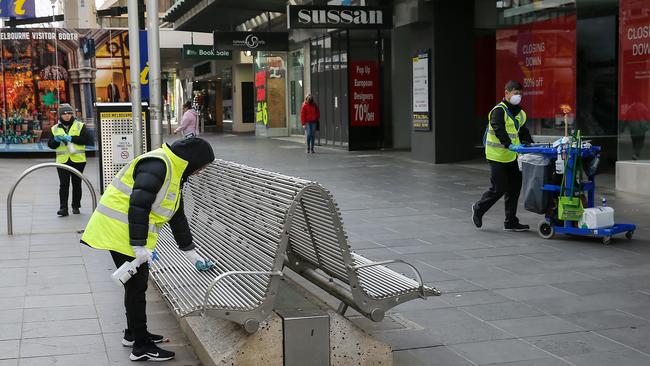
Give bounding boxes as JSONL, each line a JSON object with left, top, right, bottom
{"left": 110, "top": 250, "right": 150, "bottom": 348}
{"left": 475, "top": 160, "right": 522, "bottom": 225}
{"left": 57, "top": 160, "right": 86, "bottom": 210}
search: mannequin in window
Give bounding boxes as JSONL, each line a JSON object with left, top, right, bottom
{"left": 107, "top": 81, "right": 121, "bottom": 102}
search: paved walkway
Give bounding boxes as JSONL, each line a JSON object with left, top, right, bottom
{"left": 0, "top": 158, "right": 199, "bottom": 366}
{"left": 1, "top": 133, "right": 649, "bottom": 365}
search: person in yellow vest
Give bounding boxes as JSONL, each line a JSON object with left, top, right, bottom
{"left": 472, "top": 80, "right": 533, "bottom": 231}
{"left": 81, "top": 137, "right": 215, "bottom": 362}
{"left": 47, "top": 104, "right": 92, "bottom": 217}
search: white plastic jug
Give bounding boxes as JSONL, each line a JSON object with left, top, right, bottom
{"left": 579, "top": 207, "right": 615, "bottom": 229}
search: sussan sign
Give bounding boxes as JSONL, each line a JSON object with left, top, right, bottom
{"left": 288, "top": 5, "right": 392, "bottom": 29}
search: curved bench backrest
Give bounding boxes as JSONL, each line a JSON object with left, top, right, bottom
{"left": 183, "top": 160, "right": 310, "bottom": 285}
{"left": 286, "top": 184, "right": 354, "bottom": 284}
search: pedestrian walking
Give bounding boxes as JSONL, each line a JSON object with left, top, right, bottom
{"left": 472, "top": 80, "right": 533, "bottom": 231}
{"left": 300, "top": 94, "right": 320, "bottom": 154}
{"left": 81, "top": 137, "right": 216, "bottom": 362}
{"left": 175, "top": 101, "right": 199, "bottom": 137}
{"left": 47, "top": 103, "right": 92, "bottom": 217}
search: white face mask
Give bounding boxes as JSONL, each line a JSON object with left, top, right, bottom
{"left": 509, "top": 94, "right": 522, "bottom": 105}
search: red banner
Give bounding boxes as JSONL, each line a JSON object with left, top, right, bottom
{"left": 496, "top": 14, "right": 576, "bottom": 119}
{"left": 619, "top": 0, "right": 650, "bottom": 121}
{"left": 349, "top": 60, "right": 380, "bottom": 127}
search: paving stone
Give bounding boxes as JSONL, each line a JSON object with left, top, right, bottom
{"left": 0, "top": 260, "right": 28, "bottom": 269}
{"left": 525, "top": 292, "right": 650, "bottom": 315}
{"left": 0, "top": 309, "right": 23, "bottom": 324}
{"left": 484, "top": 358, "right": 572, "bottom": 366}
{"left": 524, "top": 331, "right": 627, "bottom": 357}
{"left": 557, "top": 309, "right": 650, "bottom": 330}
{"left": 22, "top": 318, "right": 101, "bottom": 339}
{"left": 0, "top": 297, "right": 24, "bottom": 311}
{"left": 489, "top": 316, "right": 585, "bottom": 338}
{"left": 25, "top": 282, "right": 91, "bottom": 296}
{"left": 0, "top": 287, "right": 25, "bottom": 298}
{"left": 0, "top": 324, "right": 21, "bottom": 341}
{"left": 494, "top": 286, "right": 575, "bottom": 301}
{"left": 404, "top": 308, "right": 512, "bottom": 345}
{"left": 24, "top": 293, "right": 93, "bottom": 308}
{"left": 394, "top": 346, "right": 474, "bottom": 366}
{"left": 618, "top": 306, "right": 650, "bottom": 321}
{"left": 460, "top": 301, "right": 545, "bottom": 321}
{"left": 442, "top": 290, "right": 512, "bottom": 307}
{"left": 0, "top": 359, "right": 18, "bottom": 366}
{"left": 596, "top": 325, "right": 650, "bottom": 353}
{"left": 23, "top": 305, "right": 97, "bottom": 322}
{"left": 449, "top": 339, "right": 551, "bottom": 365}
{"left": 19, "top": 334, "right": 106, "bottom": 358}
{"left": 0, "top": 340, "right": 20, "bottom": 360}
{"left": 564, "top": 349, "right": 650, "bottom": 366}
{"left": 17, "top": 353, "right": 110, "bottom": 366}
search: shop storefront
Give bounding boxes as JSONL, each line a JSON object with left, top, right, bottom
{"left": 0, "top": 28, "right": 147, "bottom": 154}
{"left": 289, "top": 4, "right": 392, "bottom": 150}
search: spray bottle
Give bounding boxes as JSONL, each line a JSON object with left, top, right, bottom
{"left": 111, "top": 251, "right": 158, "bottom": 285}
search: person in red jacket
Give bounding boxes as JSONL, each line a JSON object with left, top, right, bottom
{"left": 300, "top": 94, "right": 320, "bottom": 154}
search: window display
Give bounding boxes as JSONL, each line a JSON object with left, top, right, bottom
{"left": 0, "top": 28, "right": 143, "bottom": 153}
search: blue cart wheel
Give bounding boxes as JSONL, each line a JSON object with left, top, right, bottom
{"left": 602, "top": 236, "right": 612, "bottom": 245}
{"left": 538, "top": 220, "right": 555, "bottom": 239}
{"left": 626, "top": 231, "right": 634, "bottom": 240}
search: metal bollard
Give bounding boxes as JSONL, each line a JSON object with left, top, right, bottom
{"left": 6, "top": 162, "right": 98, "bottom": 235}
{"left": 276, "top": 309, "right": 330, "bottom": 366}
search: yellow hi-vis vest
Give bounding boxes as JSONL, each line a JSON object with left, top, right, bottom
{"left": 484, "top": 102, "right": 527, "bottom": 163}
{"left": 51, "top": 121, "right": 87, "bottom": 163}
{"left": 81, "top": 144, "right": 189, "bottom": 257}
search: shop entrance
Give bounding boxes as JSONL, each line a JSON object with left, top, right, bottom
{"left": 288, "top": 49, "right": 304, "bottom": 136}
{"left": 192, "top": 78, "right": 224, "bottom": 133}
{"left": 310, "top": 30, "right": 383, "bottom": 149}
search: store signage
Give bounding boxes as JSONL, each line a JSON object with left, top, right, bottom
{"left": 139, "top": 30, "right": 149, "bottom": 101}
{"left": 412, "top": 51, "right": 431, "bottom": 131}
{"left": 213, "top": 31, "right": 288, "bottom": 51}
{"left": 619, "top": 0, "right": 650, "bottom": 122}
{"left": 111, "top": 134, "right": 135, "bottom": 164}
{"left": 255, "top": 70, "right": 268, "bottom": 125}
{"left": 0, "top": 0, "right": 35, "bottom": 19}
{"left": 349, "top": 60, "right": 380, "bottom": 127}
{"left": 495, "top": 14, "right": 576, "bottom": 119}
{"left": 288, "top": 5, "right": 392, "bottom": 29}
{"left": 182, "top": 45, "right": 232, "bottom": 60}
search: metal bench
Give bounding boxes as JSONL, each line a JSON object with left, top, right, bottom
{"left": 152, "top": 159, "right": 440, "bottom": 333}
{"left": 285, "top": 186, "right": 442, "bottom": 321}
{"left": 151, "top": 159, "right": 313, "bottom": 333}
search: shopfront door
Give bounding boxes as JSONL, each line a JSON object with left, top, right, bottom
{"left": 311, "top": 31, "right": 349, "bottom": 147}
{"left": 288, "top": 49, "right": 304, "bottom": 136}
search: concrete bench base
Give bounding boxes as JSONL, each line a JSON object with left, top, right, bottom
{"left": 175, "top": 277, "right": 393, "bottom": 366}
{"left": 616, "top": 161, "right": 650, "bottom": 196}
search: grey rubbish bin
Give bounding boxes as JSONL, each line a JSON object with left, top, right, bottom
{"left": 519, "top": 153, "right": 552, "bottom": 214}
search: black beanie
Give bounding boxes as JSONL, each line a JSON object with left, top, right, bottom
{"left": 169, "top": 137, "right": 215, "bottom": 179}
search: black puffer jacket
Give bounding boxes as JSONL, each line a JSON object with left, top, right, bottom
{"left": 47, "top": 118, "right": 93, "bottom": 151}
{"left": 129, "top": 138, "right": 215, "bottom": 250}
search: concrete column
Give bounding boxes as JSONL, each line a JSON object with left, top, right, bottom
{"left": 127, "top": 0, "right": 143, "bottom": 156}
{"left": 147, "top": 0, "right": 163, "bottom": 149}
{"left": 63, "top": 0, "right": 98, "bottom": 28}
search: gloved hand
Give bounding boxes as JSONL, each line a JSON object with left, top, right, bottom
{"left": 61, "top": 135, "right": 72, "bottom": 143}
{"left": 183, "top": 249, "right": 215, "bottom": 271}
{"left": 508, "top": 144, "right": 522, "bottom": 151}
{"left": 133, "top": 246, "right": 152, "bottom": 266}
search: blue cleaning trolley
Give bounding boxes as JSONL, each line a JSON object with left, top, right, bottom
{"left": 512, "top": 141, "right": 636, "bottom": 245}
